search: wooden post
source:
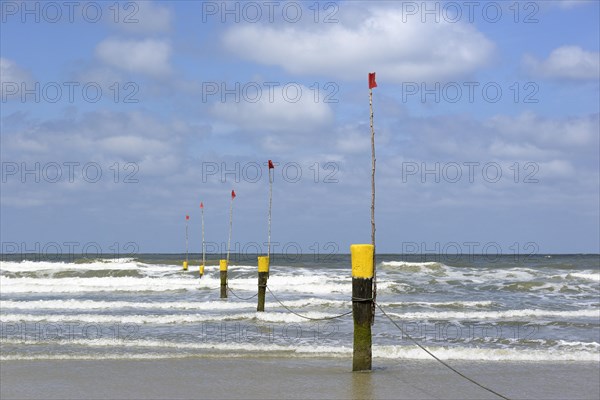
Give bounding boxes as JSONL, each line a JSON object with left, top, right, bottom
{"left": 257, "top": 256, "right": 269, "bottom": 311}
{"left": 223, "top": 191, "right": 234, "bottom": 298}
{"left": 369, "top": 82, "right": 377, "bottom": 323}
{"left": 200, "top": 202, "right": 205, "bottom": 278}
{"left": 184, "top": 215, "right": 189, "bottom": 271}
{"left": 351, "top": 244, "right": 374, "bottom": 371}
{"left": 370, "top": 88, "right": 376, "bottom": 248}
{"left": 267, "top": 161, "right": 273, "bottom": 257}
{"left": 220, "top": 259, "right": 228, "bottom": 299}
{"left": 227, "top": 191, "right": 235, "bottom": 264}
{"left": 260, "top": 162, "right": 273, "bottom": 312}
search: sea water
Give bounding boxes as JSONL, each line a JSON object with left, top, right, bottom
{"left": 1, "top": 254, "right": 598, "bottom": 362}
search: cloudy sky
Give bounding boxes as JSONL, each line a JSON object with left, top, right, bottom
{"left": 1, "top": 0, "right": 599, "bottom": 256}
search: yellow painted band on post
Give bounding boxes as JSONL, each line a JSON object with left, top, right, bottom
{"left": 183, "top": 261, "right": 188, "bottom": 271}
{"left": 199, "top": 265, "right": 205, "bottom": 275}
{"left": 220, "top": 259, "right": 228, "bottom": 271}
{"left": 258, "top": 256, "right": 270, "bottom": 272}
{"left": 350, "top": 244, "right": 374, "bottom": 278}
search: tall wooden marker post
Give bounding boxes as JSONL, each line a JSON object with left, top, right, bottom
{"left": 183, "top": 215, "right": 189, "bottom": 271}
{"left": 352, "top": 72, "right": 377, "bottom": 371}
{"left": 258, "top": 160, "right": 274, "bottom": 312}
{"left": 220, "top": 190, "right": 235, "bottom": 299}
{"left": 199, "top": 202, "right": 205, "bottom": 277}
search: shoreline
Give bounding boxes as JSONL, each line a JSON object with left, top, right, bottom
{"left": 2, "top": 357, "right": 599, "bottom": 400}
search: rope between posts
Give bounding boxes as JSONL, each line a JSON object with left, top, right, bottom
{"left": 266, "top": 286, "right": 352, "bottom": 321}
{"left": 209, "top": 280, "right": 508, "bottom": 399}
{"left": 201, "top": 267, "right": 507, "bottom": 399}
{"left": 375, "top": 303, "right": 511, "bottom": 400}
{"left": 228, "top": 286, "right": 258, "bottom": 300}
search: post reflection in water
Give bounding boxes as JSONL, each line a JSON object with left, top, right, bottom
{"left": 351, "top": 370, "right": 373, "bottom": 399}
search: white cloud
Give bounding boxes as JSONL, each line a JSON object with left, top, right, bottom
{"left": 368, "top": 111, "right": 598, "bottom": 200}
{"left": 5, "top": 135, "right": 48, "bottom": 153}
{"left": 0, "top": 58, "right": 31, "bottom": 82}
{"left": 222, "top": 4, "right": 494, "bottom": 82}
{"left": 2, "top": 110, "right": 194, "bottom": 169}
{"left": 95, "top": 38, "right": 172, "bottom": 77}
{"left": 211, "top": 84, "right": 334, "bottom": 136}
{"left": 109, "top": 1, "right": 172, "bottom": 34}
{"left": 523, "top": 46, "right": 599, "bottom": 80}
{"left": 488, "top": 141, "right": 555, "bottom": 160}
{"left": 98, "top": 136, "right": 170, "bottom": 159}
{"left": 335, "top": 125, "right": 371, "bottom": 154}
{"left": 486, "top": 112, "right": 598, "bottom": 149}
{"left": 537, "top": 160, "right": 576, "bottom": 178}
{"left": 0, "top": 110, "right": 199, "bottom": 210}
{"left": 0, "top": 58, "right": 33, "bottom": 98}
{"left": 556, "top": 0, "right": 591, "bottom": 9}
{"left": 137, "top": 153, "right": 180, "bottom": 176}
{"left": 74, "top": 65, "right": 124, "bottom": 88}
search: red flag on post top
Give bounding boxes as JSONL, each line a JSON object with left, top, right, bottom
{"left": 368, "top": 72, "right": 377, "bottom": 89}
{"left": 231, "top": 190, "right": 236, "bottom": 199}
{"left": 186, "top": 215, "right": 189, "bottom": 220}
{"left": 268, "top": 160, "right": 274, "bottom": 169}
{"left": 200, "top": 202, "right": 204, "bottom": 209}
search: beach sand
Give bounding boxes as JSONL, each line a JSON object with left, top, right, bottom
{"left": 1, "top": 357, "right": 599, "bottom": 400}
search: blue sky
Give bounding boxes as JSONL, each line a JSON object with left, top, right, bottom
{"left": 1, "top": 0, "right": 599, "bottom": 256}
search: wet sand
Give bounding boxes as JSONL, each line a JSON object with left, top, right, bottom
{"left": 1, "top": 357, "right": 599, "bottom": 400}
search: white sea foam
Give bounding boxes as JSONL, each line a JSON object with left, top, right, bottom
{"left": 227, "top": 275, "right": 353, "bottom": 295}
{"left": 0, "top": 353, "right": 209, "bottom": 361}
{"left": 0, "top": 300, "right": 256, "bottom": 311}
{"left": 0, "top": 260, "right": 196, "bottom": 280}
{"left": 226, "top": 264, "right": 262, "bottom": 270}
{"left": 380, "top": 262, "right": 539, "bottom": 287}
{"left": 2, "top": 338, "right": 598, "bottom": 362}
{"left": 7, "top": 307, "right": 593, "bottom": 325}
{"left": 0, "top": 298, "right": 348, "bottom": 311}
{"left": 569, "top": 272, "right": 600, "bottom": 282}
{"left": 380, "top": 261, "right": 446, "bottom": 269}
{"left": 387, "top": 308, "right": 600, "bottom": 320}
{"left": 2, "top": 257, "right": 598, "bottom": 363}
{"left": 554, "top": 340, "right": 600, "bottom": 349}
{"left": 0, "top": 310, "right": 350, "bottom": 324}
{"left": 372, "top": 345, "right": 600, "bottom": 362}
{"left": 0, "top": 338, "right": 349, "bottom": 358}
{"left": 379, "top": 300, "right": 498, "bottom": 308}
{"left": 253, "top": 310, "right": 349, "bottom": 323}
{"left": 0, "top": 276, "right": 208, "bottom": 293}
{"left": 381, "top": 261, "right": 443, "bottom": 267}
{"left": 1, "top": 259, "right": 142, "bottom": 272}
{"left": 266, "top": 298, "right": 349, "bottom": 307}
{"left": 0, "top": 271, "right": 355, "bottom": 294}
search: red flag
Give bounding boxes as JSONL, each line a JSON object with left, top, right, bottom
{"left": 368, "top": 72, "right": 377, "bottom": 89}
{"left": 186, "top": 215, "right": 189, "bottom": 220}
{"left": 268, "top": 160, "right": 274, "bottom": 169}
{"left": 231, "top": 190, "right": 236, "bottom": 199}
{"left": 200, "top": 202, "right": 204, "bottom": 209}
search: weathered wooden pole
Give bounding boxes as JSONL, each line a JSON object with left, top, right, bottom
{"left": 369, "top": 72, "right": 377, "bottom": 323}
{"left": 351, "top": 244, "right": 374, "bottom": 371}
{"left": 183, "top": 215, "right": 189, "bottom": 271}
{"left": 221, "top": 190, "right": 235, "bottom": 299}
{"left": 227, "top": 190, "right": 235, "bottom": 265}
{"left": 257, "top": 256, "right": 269, "bottom": 311}
{"left": 267, "top": 160, "right": 274, "bottom": 257}
{"left": 199, "top": 202, "right": 205, "bottom": 278}
{"left": 257, "top": 160, "right": 274, "bottom": 312}
{"left": 220, "top": 259, "right": 228, "bottom": 298}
